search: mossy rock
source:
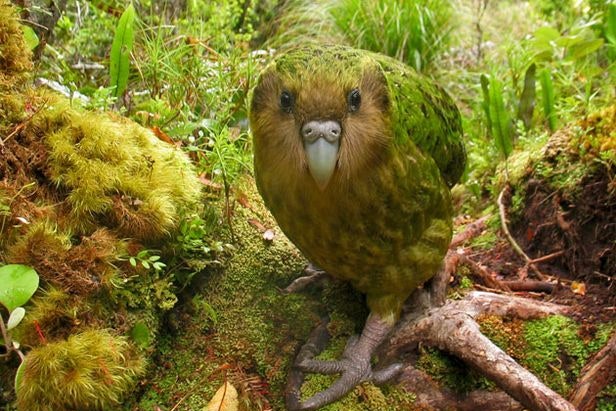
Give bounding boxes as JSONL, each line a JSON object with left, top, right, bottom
{"left": 128, "top": 178, "right": 416, "bottom": 410}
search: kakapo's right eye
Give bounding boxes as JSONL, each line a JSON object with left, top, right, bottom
{"left": 279, "top": 90, "right": 294, "bottom": 113}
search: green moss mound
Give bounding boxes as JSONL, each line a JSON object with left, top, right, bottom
{"left": 0, "top": 0, "right": 32, "bottom": 92}
{"left": 0, "top": 4, "right": 203, "bottom": 408}
{"left": 16, "top": 330, "right": 144, "bottom": 411}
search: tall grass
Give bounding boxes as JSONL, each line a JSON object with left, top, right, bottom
{"left": 330, "top": 0, "right": 454, "bottom": 72}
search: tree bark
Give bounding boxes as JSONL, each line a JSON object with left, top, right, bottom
{"left": 569, "top": 331, "right": 616, "bottom": 411}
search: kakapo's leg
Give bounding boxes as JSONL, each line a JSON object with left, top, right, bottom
{"left": 283, "top": 263, "right": 329, "bottom": 294}
{"left": 286, "top": 313, "right": 403, "bottom": 411}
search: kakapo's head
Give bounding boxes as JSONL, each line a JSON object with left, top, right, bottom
{"left": 250, "top": 45, "right": 392, "bottom": 191}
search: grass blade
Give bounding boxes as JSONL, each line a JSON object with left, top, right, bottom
{"left": 109, "top": 4, "right": 136, "bottom": 99}
{"left": 488, "top": 77, "right": 513, "bottom": 159}
{"left": 517, "top": 63, "right": 536, "bottom": 132}
{"left": 539, "top": 68, "right": 557, "bottom": 132}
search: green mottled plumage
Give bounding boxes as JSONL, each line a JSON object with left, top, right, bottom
{"left": 250, "top": 44, "right": 465, "bottom": 324}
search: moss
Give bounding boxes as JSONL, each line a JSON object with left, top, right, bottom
{"left": 597, "top": 383, "right": 616, "bottom": 411}
{"left": 17, "top": 91, "right": 202, "bottom": 242}
{"left": 477, "top": 315, "right": 526, "bottom": 361}
{"left": 522, "top": 315, "right": 614, "bottom": 395}
{"left": 0, "top": 8, "right": 204, "bottom": 406}
{"left": 16, "top": 329, "right": 145, "bottom": 411}
{"left": 478, "top": 314, "right": 615, "bottom": 397}
{"left": 415, "top": 347, "right": 493, "bottom": 394}
{"left": 129, "top": 178, "right": 418, "bottom": 410}
{"left": 0, "top": 0, "right": 33, "bottom": 92}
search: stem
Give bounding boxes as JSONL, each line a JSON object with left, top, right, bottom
{"left": 0, "top": 312, "right": 14, "bottom": 359}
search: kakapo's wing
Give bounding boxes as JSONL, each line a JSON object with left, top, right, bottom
{"left": 376, "top": 54, "right": 466, "bottom": 188}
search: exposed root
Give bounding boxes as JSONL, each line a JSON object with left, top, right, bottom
{"left": 388, "top": 291, "right": 575, "bottom": 411}
{"left": 569, "top": 331, "right": 616, "bottom": 411}
{"left": 382, "top": 217, "right": 579, "bottom": 411}
{"left": 399, "top": 365, "right": 524, "bottom": 411}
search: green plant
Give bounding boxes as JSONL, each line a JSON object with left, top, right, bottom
{"left": 0, "top": 264, "right": 39, "bottom": 396}
{"left": 125, "top": 249, "right": 166, "bottom": 272}
{"left": 480, "top": 73, "right": 513, "bottom": 163}
{"left": 0, "top": 264, "right": 39, "bottom": 359}
{"left": 539, "top": 68, "right": 557, "bottom": 132}
{"left": 330, "top": 0, "right": 454, "bottom": 72}
{"left": 109, "top": 4, "right": 137, "bottom": 100}
{"left": 15, "top": 329, "right": 145, "bottom": 411}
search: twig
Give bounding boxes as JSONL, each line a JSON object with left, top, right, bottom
{"left": 458, "top": 253, "right": 510, "bottom": 291}
{"left": 528, "top": 250, "right": 564, "bottom": 265}
{"left": 450, "top": 215, "right": 489, "bottom": 248}
{"left": 2, "top": 99, "right": 48, "bottom": 144}
{"left": 498, "top": 185, "right": 546, "bottom": 280}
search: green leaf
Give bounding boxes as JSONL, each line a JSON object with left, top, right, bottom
{"left": 14, "top": 358, "right": 26, "bottom": 392}
{"left": 7, "top": 307, "right": 26, "bottom": 330}
{"left": 488, "top": 77, "right": 513, "bottom": 159}
{"left": 129, "top": 257, "right": 137, "bottom": 267}
{"left": 480, "top": 74, "right": 492, "bottom": 135}
{"left": 607, "top": 4, "right": 616, "bottom": 45}
{"left": 130, "top": 321, "right": 151, "bottom": 348}
{"left": 141, "top": 260, "right": 150, "bottom": 269}
{"left": 0, "top": 265, "right": 39, "bottom": 312}
{"left": 566, "top": 38, "right": 604, "bottom": 60}
{"left": 517, "top": 63, "right": 536, "bottom": 132}
{"left": 20, "top": 25, "right": 39, "bottom": 50}
{"left": 109, "top": 4, "right": 136, "bottom": 98}
{"left": 539, "top": 69, "right": 557, "bottom": 132}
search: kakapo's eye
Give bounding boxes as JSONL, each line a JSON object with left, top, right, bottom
{"left": 347, "top": 88, "right": 361, "bottom": 112}
{"left": 280, "top": 90, "right": 294, "bottom": 113}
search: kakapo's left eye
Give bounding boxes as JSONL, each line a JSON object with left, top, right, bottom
{"left": 280, "top": 90, "right": 294, "bottom": 113}
{"left": 347, "top": 88, "right": 361, "bottom": 112}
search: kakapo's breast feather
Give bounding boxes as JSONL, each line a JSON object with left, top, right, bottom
{"left": 251, "top": 44, "right": 465, "bottom": 320}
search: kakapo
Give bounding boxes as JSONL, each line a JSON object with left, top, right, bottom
{"left": 250, "top": 44, "right": 465, "bottom": 410}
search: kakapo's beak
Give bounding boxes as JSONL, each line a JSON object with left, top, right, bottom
{"left": 301, "top": 120, "right": 341, "bottom": 190}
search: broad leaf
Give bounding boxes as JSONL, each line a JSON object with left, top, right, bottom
{"left": 0, "top": 265, "right": 39, "bottom": 312}
{"left": 20, "top": 25, "right": 39, "bottom": 50}
{"left": 205, "top": 382, "right": 238, "bottom": 411}
{"left": 14, "top": 358, "right": 26, "bottom": 393}
{"left": 480, "top": 74, "right": 492, "bottom": 135}
{"left": 130, "top": 321, "right": 151, "bottom": 348}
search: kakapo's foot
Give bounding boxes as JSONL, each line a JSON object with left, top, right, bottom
{"left": 285, "top": 314, "right": 403, "bottom": 411}
{"left": 283, "top": 263, "right": 329, "bottom": 294}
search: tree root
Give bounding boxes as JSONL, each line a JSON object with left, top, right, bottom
{"left": 386, "top": 290, "right": 576, "bottom": 411}
{"left": 380, "top": 217, "right": 582, "bottom": 411}
{"left": 285, "top": 216, "right": 608, "bottom": 410}
{"left": 569, "top": 330, "right": 616, "bottom": 411}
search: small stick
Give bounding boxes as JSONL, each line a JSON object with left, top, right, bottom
{"left": 498, "top": 186, "right": 546, "bottom": 280}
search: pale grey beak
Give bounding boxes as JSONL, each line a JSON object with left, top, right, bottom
{"left": 302, "top": 120, "right": 341, "bottom": 190}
